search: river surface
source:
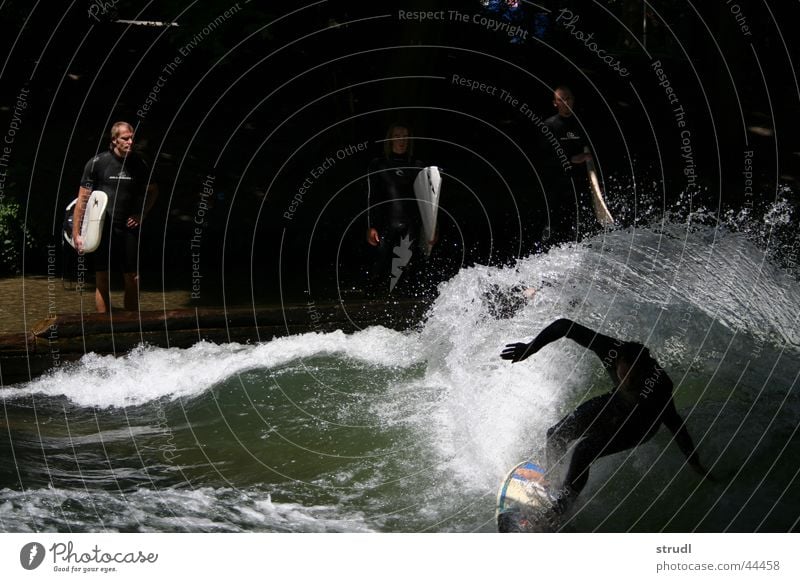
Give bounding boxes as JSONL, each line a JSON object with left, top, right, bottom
{"left": 2, "top": 220, "right": 799, "bottom": 532}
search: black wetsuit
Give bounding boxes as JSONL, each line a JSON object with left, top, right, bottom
{"left": 543, "top": 113, "right": 588, "bottom": 241}
{"left": 510, "top": 318, "right": 701, "bottom": 504}
{"left": 80, "top": 150, "right": 151, "bottom": 272}
{"left": 545, "top": 113, "right": 587, "bottom": 175}
{"left": 366, "top": 154, "right": 424, "bottom": 294}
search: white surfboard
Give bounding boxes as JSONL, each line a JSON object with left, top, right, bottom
{"left": 584, "top": 147, "right": 614, "bottom": 227}
{"left": 413, "top": 166, "right": 442, "bottom": 256}
{"left": 63, "top": 190, "right": 108, "bottom": 253}
{"left": 496, "top": 459, "right": 558, "bottom": 532}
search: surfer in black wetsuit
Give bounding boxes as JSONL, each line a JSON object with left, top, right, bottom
{"left": 73, "top": 121, "right": 158, "bottom": 312}
{"left": 542, "top": 86, "right": 593, "bottom": 242}
{"left": 365, "top": 122, "right": 435, "bottom": 295}
{"left": 501, "top": 318, "right": 715, "bottom": 513}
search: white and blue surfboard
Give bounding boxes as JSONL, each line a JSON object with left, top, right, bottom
{"left": 496, "top": 459, "right": 558, "bottom": 532}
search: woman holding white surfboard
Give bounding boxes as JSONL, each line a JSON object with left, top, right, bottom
{"left": 72, "top": 121, "right": 158, "bottom": 312}
{"left": 365, "top": 122, "right": 438, "bottom": 296}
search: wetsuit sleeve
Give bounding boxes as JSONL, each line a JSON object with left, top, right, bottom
{"left": 534, "top": 318, "right": 622, "bottom": 367}
{"left": 502, "top": 318, "right": 622, "bottom": 364}
{"left": 80, "top": 156, "right": 98, "bottom": 190}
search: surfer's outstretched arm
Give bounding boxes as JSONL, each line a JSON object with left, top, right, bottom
{"left": 501, "top": 318, "right": 621, "bottom": 364}
{"left": 662, "top": 400, "right": 715, "bottom": 481}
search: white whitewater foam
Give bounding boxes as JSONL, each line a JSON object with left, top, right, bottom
{"left": 2, "top": 326, "right": 425, "bottom": 408}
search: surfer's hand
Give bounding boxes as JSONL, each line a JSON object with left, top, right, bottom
{"left": 127, "top": 215, "right": 141, "bottom": 228}
{"left": 501, "top": 342, "right": 536, "bottom": 363}
{"left": 74, "top": 234, "right": 84, "bottom": 253}
{"left": 367, "top": 228, "right": 380, "bottom": 246}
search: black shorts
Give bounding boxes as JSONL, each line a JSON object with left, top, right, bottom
{"left": 91, "top": 221, "right": 140, "bottom": 273}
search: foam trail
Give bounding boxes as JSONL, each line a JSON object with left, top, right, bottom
{"left": 2, "top": 327, "right": 424, "bottom": 408}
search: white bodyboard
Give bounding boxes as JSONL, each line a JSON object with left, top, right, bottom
{"left": 64, "top": 190, "right": 108, "bottom": 253}
{"left": 413, "top": 166, "right": 442, "bottom": 256}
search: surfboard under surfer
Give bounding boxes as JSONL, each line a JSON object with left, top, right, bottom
{"left": 501, "top": 318, "right": 716, "bottom": 514}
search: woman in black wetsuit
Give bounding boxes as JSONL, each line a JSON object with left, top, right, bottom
{"left": 365, "top": 123, "right": 430, "bottom": 295}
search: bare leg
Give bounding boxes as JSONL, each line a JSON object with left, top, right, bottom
{"left": 95, "top": 270, "right": 111, "bottom": 313}
{"left": 123, "top": 272, "right": 139, "bottom": 311}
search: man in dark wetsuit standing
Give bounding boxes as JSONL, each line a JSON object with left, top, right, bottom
{"left": 73, "top": 121, "right": 158, "bottom": 312}
{"left": 501, "top": 318, "right": 714, "bottom": 512}
{"left": 365, "top": 123, "right": 435, "bottom": 295}
{"left": 543, "top": 86, "right": 594, "bottom": 241}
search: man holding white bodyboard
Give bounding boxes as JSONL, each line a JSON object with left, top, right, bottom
{"left": 72, "top": 121, "right": 158, "bottom": 312}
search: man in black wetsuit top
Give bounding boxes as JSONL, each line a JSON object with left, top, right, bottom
{"left": 501, "top": 318, "right": 714, "bottom": 512}
{"left": 543, "top": 86, "right": 594, "bottom": 241}
{"left": 365, "top": 122, "right": 435, "bottom": 295}
{"left": 73, "top": 121, "right": 158, "bottom": 312}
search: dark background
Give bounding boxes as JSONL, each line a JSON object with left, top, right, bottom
{"left": 1, "top": 0, "right": 798, "bottom": 305}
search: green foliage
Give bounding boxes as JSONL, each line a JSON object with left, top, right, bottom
{"left": 0, "top": 196, "right": 35, "bottom": 275}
